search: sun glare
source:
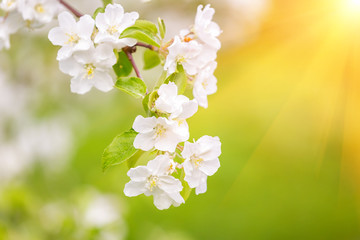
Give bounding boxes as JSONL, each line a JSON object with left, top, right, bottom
{"left": 344, "top": 0, "right": 360, "bottom": 14}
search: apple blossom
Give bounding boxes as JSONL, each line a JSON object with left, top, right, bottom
{"left": 193, "top": 61, "right": 218, "bottom": 108}
{"left": 181, "top": 135, "right": 221, "bottom": 195}
{"left": 0, "top": 12, "right": 23, "bottom": 50}
{"left": 48, "top": 11, "right": 94, "bottom": 61}
{"left": 58, "top": 44, "right": 116, "bottom": 94}
{"left": 124, "top": 154, "right": 184, "bottom": 210}
{"left": 193, "top": 4, "right": 221, "bottom": 50}
{"left": 155, "top": 82, "right": 198, "bottom": 120}
{"left": 132, "top": 115, "right": 189, "bottom": 152}
{"left": 18, "top": 0, "right": 61, "bottom": 27}
{"left": 164, "top": 36, "right": 203, "bottom": 76}
{"left": 0, "top": 0, "right": 17, "bottom": 12}
{"left": 94, "top": 3, "right": 139, "bottom": 49}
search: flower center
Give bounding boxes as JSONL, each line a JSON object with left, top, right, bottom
{"left": 154, "top": 124, "right": 166, "bottom": 138}
{"left": 202, "top": 79, "right": 208, "bottom": 89}
{"left": 35, "top": 3, "right": 44, "bottom": 13}
{"left": 177, "top": 55, "right": 186, "bottom": 63}
{"left": 191, "top": 155, "right": 203, "bottom": 168}
{"left": 7, "top": 0, "right": 15, "bottom": 7}
{"left": 65, "top": 33, "right": 80, "bottom": 45}
{"left": 84, "top": 64, "right": 96, "bottom": 79}
{"left": 107, "top": 25, "right": 118, "bottom": 35}
{"left": 147, "top": 175, "right": 159, "bottom": 191}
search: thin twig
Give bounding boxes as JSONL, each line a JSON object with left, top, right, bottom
{"left": 124, "top": 47, "right": 142, "bottom": 79}
{"left": 59, "top": 0, "right": 83, "bottom": 18}
{"left": 135, "top": 42, "right": 157, "bottom": 51}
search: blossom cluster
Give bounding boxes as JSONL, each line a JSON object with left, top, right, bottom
{"left": 48, "top": 4, "right": 138, "bottom": 94}
{"left": 48, "top": 2, "right": 222, "bottom": 210}
{"left": 0, "top": 0, "right": 63, "bottom": 50}
{"left": 124, "top": 5, "right": 222, "bottom": 210}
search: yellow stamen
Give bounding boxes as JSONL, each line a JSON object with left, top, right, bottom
{"left": 147, "top": 175, "right": 159, "bottom": 191}
{"left": 65, "top": 33, "right": 80, "bottom": 45}
{"left": 84, "top": 64, "right": 96, "bottom": 79}
{"left": 107, "top": 25, "right": 118, "bottom": 35}
{"left": 191, "top": 156, "right": 204, "bottom": 168}
{"left": 35, "top": 3, "right": 44, "bottom": 13}
{"left": 155, "top": 124, "right": 166, "bottom": 137}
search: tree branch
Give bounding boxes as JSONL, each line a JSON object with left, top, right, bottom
{"left": 59, "top": 0, "right": 83, "bottom": 18}
{"left": 135, "top": 42, "right": 158, "bottom": 51}
{"left": 123, "top": 47, "right": 142, "bottom": 79}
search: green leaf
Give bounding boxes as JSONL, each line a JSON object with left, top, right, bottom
{"left": 102, "top": 129, "right": 138, "bottom": 171}
{"left": 148, "top": 90, "right": 159, "bottom": 111}
{"left": 93, "top": 7, "right": 105, "bottom": 18}
{"left": 115, "top": 77, "right": 147, "bottom": 98}
{"left": 127, "top": 150, "right": 145, "bottom": 169}
{"left": 180, "top": 169, "right": 192, "bottom": 200}
{"left": 165, "top": 65, "right": 187, "bottom": 94}
{"left": 157, "top": 17, "right": 166, "bottom": 39}
{"left": 113, "top": 51, "right": 133, "bottom": 77}
{"left": 133, "top": 20, "right": 158, "bottom": 34}
{"left": 143, "top": 49, "right": 161, "bottom": 70}
{"left": 102, "top": 0, "right": 112, "bottom": 7}
{"left": 120, "top": 27, "right": 160, "bottom": 48}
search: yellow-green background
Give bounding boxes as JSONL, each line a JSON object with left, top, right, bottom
{"left": 1, "top": 0, "right": 360, "bottom": 239}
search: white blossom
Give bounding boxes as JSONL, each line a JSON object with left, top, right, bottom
{"left": 164, "top": 35, "right": 203, "bottom": 76}
{"left": 0, "top": 12, "right": 23, "bottom": 50}
{"left": 59, "top": 44, "right": 116, "bottom": 94}
{"left": 48, "top": 11, "right": 94, "bottom": 60}
{"left": 18, "top": 0, "right": 61, "bottom": 27}
{"left": 155, "top": 82, "right": 198, "bottom": 121}
{"left": 181, "top": 135, "right": 221, "bottom": 195}
{"left": 193, "top": 61, "right": 218, "bottom": 108}
{"left": 132, "top": 115, "right": 189, "bottom": 152}
{"left": 193, "top": 4, "right": 221, "bottom": 50}
{"left": 94, "top": 3, "right": 138, "bottom": 49}
{"left": 124, "top": 154, "right": 184, "bottom": 210}
{"left": 0, "top": 0, "right": 17, "bottom": 12}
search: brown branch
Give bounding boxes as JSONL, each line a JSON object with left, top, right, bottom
{"left": 123, "top": 47, "right": 142, "bottom": 79}
{"left": 135, "top": 42, "right": 158, "bottom": 51}
{"left": 59, "top": 0, "right": 83, "bottom": 18}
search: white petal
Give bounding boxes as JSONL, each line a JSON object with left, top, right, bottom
{"left": 195, "top": 178, "right": 207, "bottom": 195}
{"left": 48, "top": 27, "right": 66, "bottom": 46}
{"left": 132, "top": 115, "right": 156, "bottom": 133}
{"left": 198, "top": 135, "right": 221, "bottom": 159}
{"left": 77, "top": 14, "right": 95, "bottom": 38}
{"left": 58, "top": 11, "right": 76, "bottom": 30}
{"left": 57, "top": 46, "right": 73, "bottom": 61}
{"left": 127, "top": 166, "right": 150, "bottom": 181}
{"left": 153, "top": 193, "right": 173, "bottom": 210}
{"left": 158, "top": 175, "right": 183, "bottom": 193}
{"left": 124, "top": 181, "right": 147, "bottom": 197}
{"left": 70, "top": 75, "right": 93, "bottom": 94}
{"left": 59, "top": 57, "right": 81, "bottom": 76}
{"left": 199, "top": 159, "right": 220, "bottom": 176}
{"left": 92, "top": 71, "right": 114, "bottom": 92}
{"left": 176, "top": 99, "right": 198, "bottom": 119}
{"left": 133, "top": 132, "right": 155, "bottom": 151}
{"left": 147, "top": 154, "right": 172, "bottom": 175}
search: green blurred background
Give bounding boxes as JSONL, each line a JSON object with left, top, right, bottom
{"left": 1, "top": 0, "right": 360, "bottom": 239}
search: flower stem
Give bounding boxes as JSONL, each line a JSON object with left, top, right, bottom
{"left": 59, "top": 0, "right": 83, "bottom": 18}
{"left": 135, "top": 42, "right": 158, "bottom": 51}
{"left": 123, "top": 47, "right": 142, "bottom": 79}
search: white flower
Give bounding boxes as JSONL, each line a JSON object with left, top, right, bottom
{"left": 155, "top": 82, "right": 198, "bottom": 121}
{"left": 94, "top": 3, "right": 138, "bottom": 49}
{"left": 164, "top": 36, "right": 203, "bottom": 76}
{"left": 124, "top": 154, "right": 184, "bottom": 210}
{"left": 59, "top": 44, "right": 116, "bottom": 94}
{"left": 132, "top": 115, "right": 189, "bottom": 152}
{"left": 0, "top": 0, "right": 17, "bottom": 12}
{"left": 193, "top": 4, "right": 221, "bottom": 50}
{"left": 0, "top": 12, "right": 23, "bottom": 50}
{"left": 181, "top": 135, "right": 221, "bottom": 195}
{"left": 18, "top": 0, "right": 61, "bottom": 27}
{"left": 193, "top": 61, "right": 218, "bottom": 108}
{"left": 48, "top": 11, "right": 94, "bottom": 60}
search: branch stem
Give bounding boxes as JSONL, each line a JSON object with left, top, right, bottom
{"left": 59, "top": 0, "right": 83, "bottom": 18}
{"left": 135, "top": 42, "right": 157, "bottom": 51}
{"left": 124, "top": 47, "right": 142, "bottom": 79}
